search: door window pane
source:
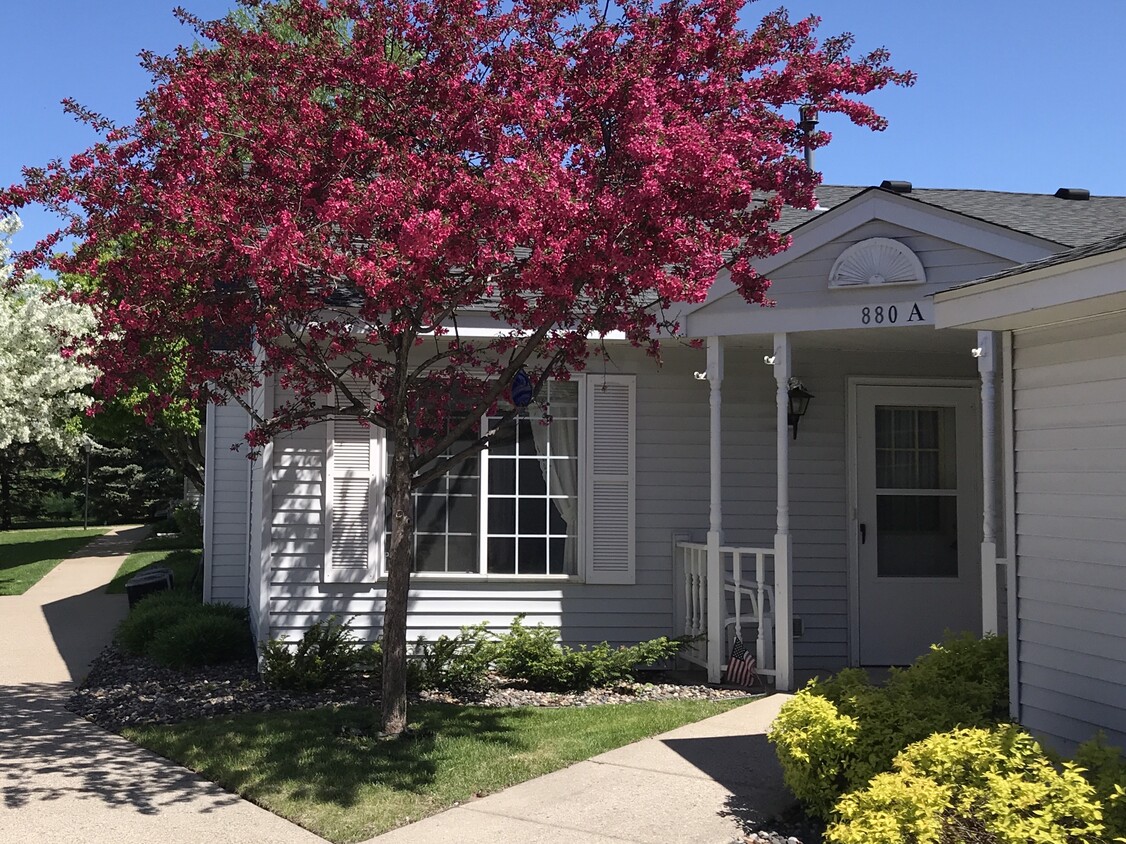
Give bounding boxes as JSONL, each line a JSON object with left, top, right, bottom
{"left": 875, "top": 406, "right": 956, "bottom": 490}
{"left": 876, "top": 495, "right": 958, "bottom": 577}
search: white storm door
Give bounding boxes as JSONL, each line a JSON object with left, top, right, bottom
{"left": 855, "top": 385, "right": 981, "bottom": 665}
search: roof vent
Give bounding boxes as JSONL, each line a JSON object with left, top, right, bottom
{"left": 829, "top": 237, "right": 926, "bottom": 288}
{"left": 1054, "top": 187, "right": 1090, "bottom": 201}
{"left": 880, "top": 180, "right": 913, "bottom": 193}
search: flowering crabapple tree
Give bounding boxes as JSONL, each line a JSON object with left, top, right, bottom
{"left": 2, "top": 0, "right": 912, "bottom": 735}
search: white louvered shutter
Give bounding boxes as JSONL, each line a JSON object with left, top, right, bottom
{"left": 324, "top": 408, "right": 384, "bottom": 584}
{"left": 583, "top": 374, "right": 636, "bottom": 584}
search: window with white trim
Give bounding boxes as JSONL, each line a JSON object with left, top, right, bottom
{"left": 333, "top": 374, "right": 633, "bottom": 582}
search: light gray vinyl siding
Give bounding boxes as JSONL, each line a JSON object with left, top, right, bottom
{"left": 205, "top": 401, "right": 251, "bottom": 606}
{"left": 1013, "top": 313, "right": 1126, "bottom": 751}
{"left": 692, "top": 219, "right": 1014, "bottom": 325}
{"left": 254, "top": 215, "right": 1008, "bottom": 668}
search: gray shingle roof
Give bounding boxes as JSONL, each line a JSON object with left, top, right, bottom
{"left": 952, "top": 227, "right": 1126, "bottom": 290}
{"left": 775, "top": 185, "right": 1126, "bottom": 248}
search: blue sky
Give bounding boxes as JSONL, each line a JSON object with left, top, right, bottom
{"left": 4, "top": 0, "right": 1125, "bottom": 253}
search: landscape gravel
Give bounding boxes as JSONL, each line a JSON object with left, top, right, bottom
{"left": 69, "top": 644, "right": 757, "bottom": 732}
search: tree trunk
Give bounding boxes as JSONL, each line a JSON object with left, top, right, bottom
{"left": 154, "top": 424, "right": 205, "bottom": 492}
{"left": 380, "top": 406, "right": 414, "bottom": 737}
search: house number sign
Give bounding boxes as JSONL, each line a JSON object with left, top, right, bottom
{"left": 859, "top": 302, "right": 927, "bottom": 326}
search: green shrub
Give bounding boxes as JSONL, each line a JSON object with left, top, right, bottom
{"left": 115, "top": 591, "right": 200, "bottom": 655}
{"left": 1074, "top": 732, "right": 1126, "bottom": 841}
{"left": 172, "top": 502, "right": 203, "bottom": 541}
{"left": 261, "top": 616, "right": 370, "bottom": 691}
{"left": 493, "top": 615, "right": 683, "bottom": 692}
{"left": 116, "top": 591, "right": 246, "bottom": 656}
{"left": 365, "top": 640, "right": 422, "bottom": 691}
{"left": 890, "top": 632, "right": 1009, "bottom": 724}
{"left": 413, "top": 623, "right": 498, "bottom": 694}
{"left": 148, "top": 612, "right": 252, "bottom": 668}
{"left": 769, "top": 634, "right": 1009, "bottom": 819}
{"left": 826, "top": 726, "right": 1105, "bottom": 844}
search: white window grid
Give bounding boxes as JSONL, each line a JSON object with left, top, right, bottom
{"left": 482, "top": 381, "right": 579, "bottom": 575}
{"left": 407, "top": 379, "right": 581, "bottom": 577}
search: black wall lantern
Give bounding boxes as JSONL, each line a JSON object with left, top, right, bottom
{"left": 787, "top": 378, "right": 814, "bottom": 440}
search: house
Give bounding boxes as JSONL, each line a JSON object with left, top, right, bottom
{"left": 934, "top": 230, "right": 1126, "bottom": 753}
{"left": 201, "top": 181, "right": 1126, "bottom": 699}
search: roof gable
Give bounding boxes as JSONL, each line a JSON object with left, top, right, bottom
{"left": 680, "top": 188, "right": 1068, "bottom": 329}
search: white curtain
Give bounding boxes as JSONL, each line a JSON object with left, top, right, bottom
{"left": 530, "top": 413, "right": 579, "bottom": 573}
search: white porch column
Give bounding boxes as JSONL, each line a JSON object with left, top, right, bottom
{"left": 705, "top": 336, "right": 725, "bottom": 683}
{"left": 772, "top": 333, "right": 794, "bottom": 691}
{"left": 976, "top": 331, "right": 999, "bottom": 635}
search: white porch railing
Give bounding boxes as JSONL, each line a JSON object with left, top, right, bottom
{"left": 675, "top": 539, "right": 776, "bottom": 679}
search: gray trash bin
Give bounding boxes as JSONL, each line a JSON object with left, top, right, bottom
{"left": 125, "top": 567, "right": 175, "bottom": 608}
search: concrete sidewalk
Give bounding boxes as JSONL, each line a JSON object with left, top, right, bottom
{"left": 1, "top": 526, "right": 795, "bottom": 844}
{"left": 364, "top": 693, "right": 794, "bottom": 844}
{"left": 0, "top": 525, "right": 326, "bottom": 844}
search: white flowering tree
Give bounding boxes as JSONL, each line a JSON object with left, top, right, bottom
{"left": 0, "top": 214, "right": 97, "bottom": 454}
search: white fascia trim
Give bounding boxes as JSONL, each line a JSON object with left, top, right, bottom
{"left": 679, "top": 191, "right": 1062, "bottom": 323}
{"left": 202, "top": 402, "right": 216, "bottom": 604}
{"left": 407, "top": 573, "right": 580, "bottom": 583}
{"left": 419, "top": 327, "right": 628, "bottom": 340}
{"left": 934, "top": 250, "right": 1126, "bottom": 330}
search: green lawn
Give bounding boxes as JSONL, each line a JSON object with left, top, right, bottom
{"left": 126, "top": 699, "right": 749, "bottom": 843}
{"left": 105, "top": 533, "right": 202, "bottom": 595}
{"left": 0, "top": 526, "right": 111, "bottom": 596}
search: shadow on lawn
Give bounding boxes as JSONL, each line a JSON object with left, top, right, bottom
{"left": 141, "top": 703, "right": 538, "bottom": 809}
{"left": 0, "top": 682, "right": 243, "bottom": 815}
{"left": 103, "top": 548, "right": 201, "bottom": 594}
{"left": 0, "top": 535, "right": 108, "bottom": 592}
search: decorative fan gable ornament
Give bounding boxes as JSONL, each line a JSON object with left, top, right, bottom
{"left": 828, "top": 237, "right": 926, "bottom": 288}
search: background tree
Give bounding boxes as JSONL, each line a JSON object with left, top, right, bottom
{"left": 2, "top": 0, "right": 913, "bottom": 735}
{"left": 0, "top": 214, "right": 99, "bottom": 528}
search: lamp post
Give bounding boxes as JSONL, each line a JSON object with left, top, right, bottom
{"left": 83, "top": 444, "right": 91, "bottom": 530}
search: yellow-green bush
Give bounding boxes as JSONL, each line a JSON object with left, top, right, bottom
{"left": 1075, "top": 732, "right": 1126, "bottom": 842}
{"left": 826, "top": 726, "right": 1105, "bottom": 844}
{"left": 768, "top": 634, "right": 1008, "bottom": 819}
{"left": 768, "top": 691, "right": 860, "bottom": 819}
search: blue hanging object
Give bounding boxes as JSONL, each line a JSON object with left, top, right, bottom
{"left": 511, "top": 368, "right": 534, "bottom": 408}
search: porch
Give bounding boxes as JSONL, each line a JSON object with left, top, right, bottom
{"left": 672, "top": 330, "right": 1009, "bottom": 689}
{"left": 674, "top": 539, "right": 777, "bottom": 683}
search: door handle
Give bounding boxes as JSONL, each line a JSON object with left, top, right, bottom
{"left": 859, "top": 523, "right": 867, "bottom": 544}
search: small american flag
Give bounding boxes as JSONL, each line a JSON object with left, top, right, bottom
{"left": 723, "top": 636, "right": 757, "bottom": 687}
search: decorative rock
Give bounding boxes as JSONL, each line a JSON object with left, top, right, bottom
{"left": 68, "top": 645, "right": 757, "bottom": 733}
